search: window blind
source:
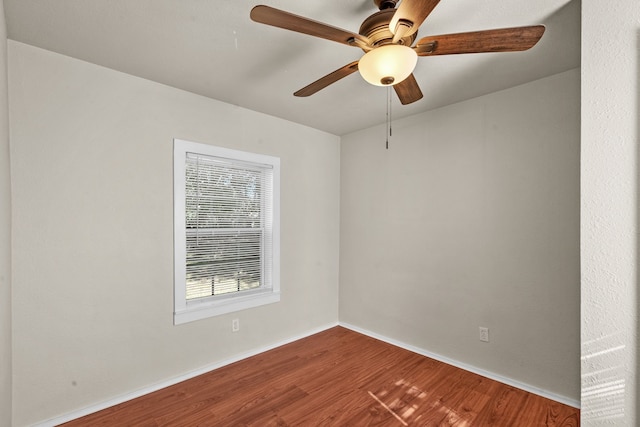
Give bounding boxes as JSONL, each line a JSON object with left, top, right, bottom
{"left": 184, "top": 152, "right": 273, "bottom": 300}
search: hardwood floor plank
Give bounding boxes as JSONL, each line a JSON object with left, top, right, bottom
{"left": 283, "top": 388, "right": 372, "bottom": 425}
{"left": 61, "top": 327, "right": 579, "bottom": 426}
{"left": 471, "top": 385, "right": 530, "bottom": 426}
{"left": 218, "top": 385, "right": 308, "bottom": 426}
{"left": 516, "top": 394, "right": 581, "bottom": 427}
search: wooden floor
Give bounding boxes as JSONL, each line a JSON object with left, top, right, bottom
{"left": 61, "top": 327, "right": 579, "bottom": 426}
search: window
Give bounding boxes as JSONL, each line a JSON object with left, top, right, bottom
{"left": 174, "top": 139, "right": 280, "bottom": 324}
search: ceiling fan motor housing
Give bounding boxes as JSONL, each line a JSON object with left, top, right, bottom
{"left": 374, "top": 0, "right": 399, "bottom": 10}
{"left": 359, "top": 9, "right": 416, "bottom": 48}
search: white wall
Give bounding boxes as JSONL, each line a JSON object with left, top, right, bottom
{"left": 8, "top": 41, "right": 340, "bottom": 426}
{"left": 340, "top": 69, "right": 580, "bottom": 402}
{"left": 582, "top": 1, "right": 639, "bottom": 424}
{"left": 0, "top": 0, "right": 12, "bottom": 425}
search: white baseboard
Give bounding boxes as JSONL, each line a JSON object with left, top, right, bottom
{"left": 34, "top": 322, "right": 339, "bottom": 427}
{"left": 339, "top": 321, "right": 581, "bottom": 409}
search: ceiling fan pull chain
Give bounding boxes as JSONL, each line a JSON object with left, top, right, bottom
{"left": 390, "top": 89, "right": 393, "bottom": 139}
{"left": 386, "top": 86, "right": 392, "bottom": 149}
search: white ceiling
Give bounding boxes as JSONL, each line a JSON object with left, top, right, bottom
{"left": 4, "top": 0, "right": 580, "bottom": 136}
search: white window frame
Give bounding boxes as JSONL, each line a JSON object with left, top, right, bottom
{"left": 173, "top": 139, "right": 280, "bottom": 325}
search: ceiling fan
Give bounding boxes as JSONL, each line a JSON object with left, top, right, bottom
{"left": 250, "top": 0, "right": 545, "bottom": 105}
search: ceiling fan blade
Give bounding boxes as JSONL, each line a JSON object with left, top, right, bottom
{"left": 389, "top": 0, "right": 440, "bottom": 40}
{"left": 294, "top": 61, "right": 360, "bottom": 97}
{"left": 415, "top": 25, "right": 545, "bottom": 56}
{"left": 250, "top": 5, "right": 371, "bottom": 48}
{"left": 393, "top": 74, "right": 423, "bottom": 105}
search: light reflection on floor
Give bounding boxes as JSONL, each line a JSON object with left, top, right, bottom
{"left": 368, "top": 378, "right": 471, "bottom": 426}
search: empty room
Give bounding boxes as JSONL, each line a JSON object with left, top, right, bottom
{"left": 0, "top": 0, "right": 638, "bottom": 426}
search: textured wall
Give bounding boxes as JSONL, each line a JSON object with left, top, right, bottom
{"left": 340, "top": 70, "right": 580, "bottom": 402}
{"left": 0, "top": 0, "right": 12, "bottom": 424}
{"left": 581, "top": 1, "right": 640, "bottom": 424}
{"left": 9, "top": 41, "right": 340, "bottom": 426}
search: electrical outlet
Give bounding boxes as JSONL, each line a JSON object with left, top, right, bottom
{"left": 479, "top": 327, "right": 489, "bottom": 342}
{"left": 232, "top": 318, "right": 240, "bottom": 332}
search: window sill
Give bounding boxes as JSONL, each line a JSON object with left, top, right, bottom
{"left": 174, "top": 290, "right": 280, "bottom": 325}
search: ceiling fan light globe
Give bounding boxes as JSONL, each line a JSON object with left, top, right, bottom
{"left": 358, "top": 44, "right": 418, "bottom": 87}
